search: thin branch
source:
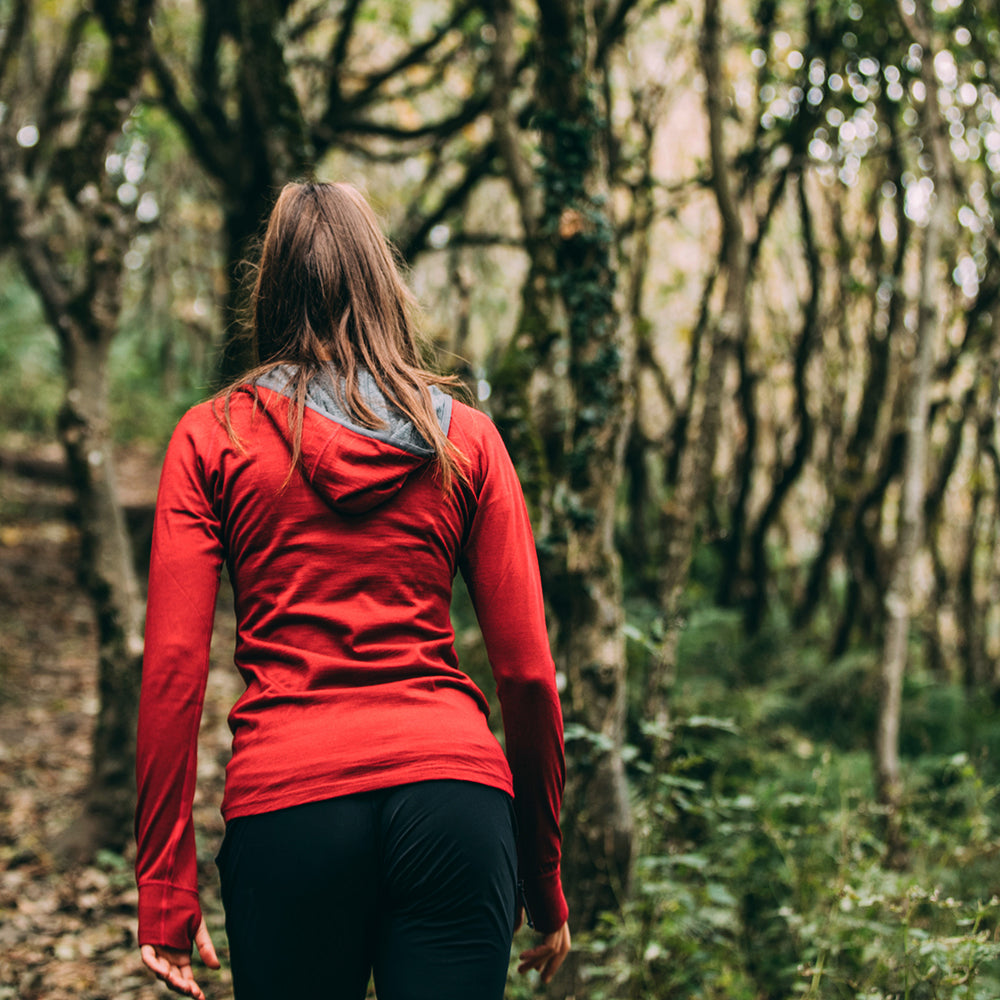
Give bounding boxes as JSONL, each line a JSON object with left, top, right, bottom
{"left": 0, "top": 0, "right": 30, "bottom": 92}
{"left": 747, "top": 162, "right": 791, "bottom": 270}
{"left": 338, "top": 1, "right": 476, "bottom": 113}
{"left": 701, "top": 0, "right": 744, "bottom": 256}
{"left": 436, "top": 231, "right": 522, "bottom": 249}
{"left": 148, "top": 48, "right": 230, "bottom": 181}
{"left": 0, "top": 153, "right": 70, "bottom": 340}
{"left": 287, "top": 0, "right": 335, "bottom": 42}
{"left": 397, "top": 139, "right": 500, "bottom": 260}
{"left": 328, "top": 0, "right": 366, "bottom": 78}
{"left": 314, "top": 45, "right": 463, "bottom": 106}
{"left": 316, "top": 95, "right": 490, "bottom": 144}
{"left": 53, "top": 0, "right": 156, "bottom": 197}
{"left": 29, "top": 8, "right": 92, "bottom": 177}
{"left": 595, "top": 0, "right": 644, "bottom": 65}
{"left": 485, "top": 0, "right": 539, "bottom": 239}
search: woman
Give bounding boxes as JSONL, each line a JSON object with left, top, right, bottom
{"left": 134, "top": 181, "right": 570, "bottom": 1000}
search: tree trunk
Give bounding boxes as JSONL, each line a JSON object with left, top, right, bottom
{"left": 0, "top": 0, "right": 154, "bottom": 859}
{"left": 960, "top": 320, "right": 1000, "bottom": 690}
{"left": 56, "top": 328, "right": 145, "bottom": 859}
{"left": 876, "top": 0, "right": 950, "bottom": 867}
{"left": 2, "top": 194, "right": 147, "bottom": 861}
{"left": 795, "top": 138, "right": 908, "bottom": 632}
{"left": 745, "top": 173, "right": 819, "bottom": 633}
{"left": 486, "top": 0, "right": 635, "bottom": 943}
{"left": 646, "top": 0, "right": 748, "bottom": 752}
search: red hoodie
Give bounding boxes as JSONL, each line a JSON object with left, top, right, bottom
{"left": 134, "top": 368, "right": 568, "bottom": 950}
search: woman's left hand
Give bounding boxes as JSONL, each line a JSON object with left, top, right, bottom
{"left": 517, "top": 919, "right": 571, "bottom": 984}
{"left": 140, "top": 917, "right": 221, "bottom": 999}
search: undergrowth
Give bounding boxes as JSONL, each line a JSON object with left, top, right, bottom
{"left": 526, "top": 605, "right": 1000, "bottom": 999}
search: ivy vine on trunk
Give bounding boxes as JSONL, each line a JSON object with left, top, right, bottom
{"left": 486, "top": 0, "right": 637, "bottom": 950}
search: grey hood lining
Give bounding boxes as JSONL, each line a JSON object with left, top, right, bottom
{"left": 257, "top": 364, "right": 453, "bottom": 458}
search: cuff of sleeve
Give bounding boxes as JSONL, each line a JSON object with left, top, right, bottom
{"left": 137, "top": 881, "right": 202, "bottom": 951}
{"left": 522, "top": 867, "right": 569, "bottom": 934}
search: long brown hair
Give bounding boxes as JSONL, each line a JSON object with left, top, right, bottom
{"left": 218, "top": 181, "right": 465, "bottom": 490}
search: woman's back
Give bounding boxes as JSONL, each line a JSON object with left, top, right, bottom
{"left": 150, "top": 368, "right": 546, "bottom": 819}
{"left": 134, "top": 182, "right": 570, "bottom": 999}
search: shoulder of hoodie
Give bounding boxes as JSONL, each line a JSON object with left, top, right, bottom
{"left": 448, "top": 399, "right": 511, "bottom": 464}
{"left": 164, "top": 394, "right": 255, "bottom": 464}
{"left": 171, "top": 390, "right": 267, "bottom": 441}
{"left": 447, "top": 400, "right": 525, "bottom": 502}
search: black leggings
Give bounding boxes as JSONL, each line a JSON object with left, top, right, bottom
{"left": 216, "top": 780, "right": 517, "bottom": 1000}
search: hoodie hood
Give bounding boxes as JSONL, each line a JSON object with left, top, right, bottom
{"left": 257, "top": 364, "right": 453, "bottom": 514}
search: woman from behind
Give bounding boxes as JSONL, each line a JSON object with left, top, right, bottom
{"left": 134, "top": 181, "right": 570, "bottom": 1000}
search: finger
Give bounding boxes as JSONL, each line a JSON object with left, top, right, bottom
{"left": 165, "top": 965, "right": 204, "bottom": 1000}
{"left": 518, "top": 923, "right": 571, "bottom": 978}
{"left": 518, "top": 944, "right": 549, "bottom": 964}
{"left": 149, "top": 955, "right": 198, "bottom": 1000}
{"left": 177, "top": 964, "right": 206, "bottom": 1000}
{"left": 517, "top": 946, "right": 551, "bottom": 975}
{"left": 141, "top": 945, "right": 172, "bottom": 978}
{"left": 540, "top": 947, "right": 569, "bottom": 984}
{"left": 194, "top": 918, "right": 221, "bottom": 969}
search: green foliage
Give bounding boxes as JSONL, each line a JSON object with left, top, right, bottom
{"left": 675, "top": 605, "right": 746, "bottom": 686}
{"left": 0, "top": 259, "right": 212, "bottom": 443}
{"left": 0, "top": 262, "right": 62, "bottom": 433}
{"left": 566, "top": 603, "right": 1000, "bottom": 999}
{"left": 108, "top": 312, "right": 212, "bottom": 443}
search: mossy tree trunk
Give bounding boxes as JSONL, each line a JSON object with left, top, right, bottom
{"left": 487, "top": 0, "right": 636, "bottom": 938}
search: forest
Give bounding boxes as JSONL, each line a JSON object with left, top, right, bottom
{"left": 3, "top": 0, "right": 1000, "bottom": 997}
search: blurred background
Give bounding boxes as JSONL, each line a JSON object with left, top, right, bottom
{"left": 4, "top": 0, "right": 1000, "bottom": 997}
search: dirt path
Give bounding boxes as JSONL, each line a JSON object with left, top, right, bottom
{"left": 0, "top": 439, "right": 240, "bottom": 999}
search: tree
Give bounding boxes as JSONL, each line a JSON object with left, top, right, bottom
{"left": 487, "top": 0, "right": 641, "bottom": 944}
{"left": 0, "top": 0, "right": 155, "bottom": 857}
{"left": 875, "top": 0, "right": 952, "bottom": 866}
{"left": 149, "top": 0, "right": 498, "bottom": 379}
{"left": 645, "top": 0, "right": 750, "bottom": 749}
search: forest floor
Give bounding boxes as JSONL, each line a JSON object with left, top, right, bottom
{"left": 0, "top": 435, "right": 240, "bottom": 1000}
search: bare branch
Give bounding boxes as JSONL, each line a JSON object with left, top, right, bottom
{"left": 148, "top": 47, "right": 230, "bottom": 181}
{"left": 434, "top": 231, "right": 522, "bottom": 249}
{"left": 340, "top": 1, "right": 477, "bottom": 113}
{"left": 316, "top": 95, "right": 490, "bottom": 144}
{"left": 286, "top": 0, "right": 334, "bottom": 42}
{"left": 328, "top": 0, "right": 365, "bottom": 75}
{"left": 29, "top": 8, "right": 92, "bottom": 176}
{"left": 485, "top": 0, "right": 539, "bottom": 239}
{"left": 397, "top": 139, "right": 500, "bottom": 260}
{"left": 700, "top": 0, "right": 745, "bottom": 259}
{"left": 0, "top": 0, "right": 29, "bottom": 92}
{"left": 0, "top": 151, "right": 70, "bottom": 340}
{"left": 747, "top": 162, "right": 791, "bottom": 270}
{"left": 52, "top": 0, "right": 156, "bottom": 197}
{"left": 596, "top": 0, "right": 644, "bottom": 65}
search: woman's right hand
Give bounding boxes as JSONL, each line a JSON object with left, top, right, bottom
{"left": 140, "top": 917, "right": 220, "bottom": 1000}
{"left": 517, "top": 919, "right": 571, "bottom": 984}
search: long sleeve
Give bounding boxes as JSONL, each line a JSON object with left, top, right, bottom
{"left": 459, "top": 419, "right": 569, "bottom": 934}
{"left": 134, "top": 413, "right": 223, "bottom": 950}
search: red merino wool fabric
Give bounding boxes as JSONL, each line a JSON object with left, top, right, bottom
{"left": 134, "top": 380, "right": 568, "bottom": 950}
